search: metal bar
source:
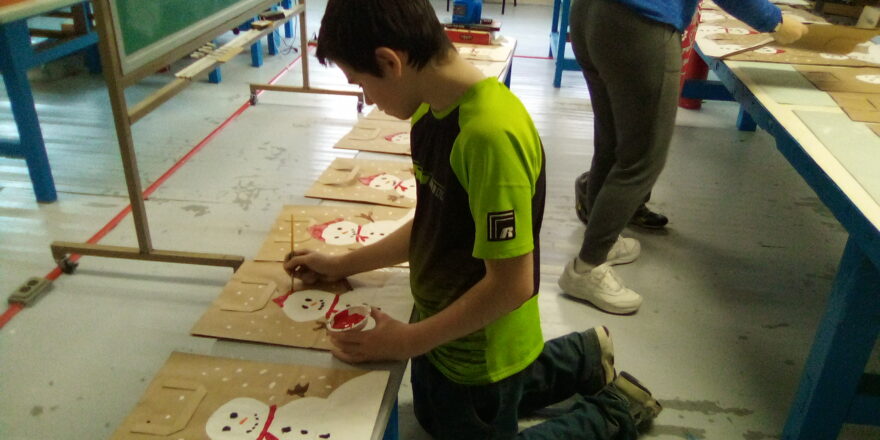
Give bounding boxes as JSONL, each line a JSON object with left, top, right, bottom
{"left": 0, "top": 139, "right": 23, "bottom": 157}
{"left": 28, "top": 32, "right": 98, "bottom": 68}
{"left": 50, "top": 242, "right": 244, "bottom": 270}
{"left": 298, "top": 1, "right": 310, "bottom": 88}
{"left": 248, "top": 83, "right": 363, "bottom": 98}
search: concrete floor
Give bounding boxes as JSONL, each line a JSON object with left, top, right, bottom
{"left": 1, "top": 1, "right": 878, "bottom": 439}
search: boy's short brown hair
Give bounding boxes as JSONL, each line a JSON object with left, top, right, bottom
{"left": 316, "top": 0, "right": 454, "bottom": 77}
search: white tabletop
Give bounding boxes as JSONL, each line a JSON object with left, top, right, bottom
{"left": 725, "top": 60, "right": 880, "bottom": 234}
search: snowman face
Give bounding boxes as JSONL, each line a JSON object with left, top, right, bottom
{"left": 206, "top": 398, "right": 269, "bottom": 440}
{"left": 356, "top": 220, "right": 397, "bottom": 245}
{"left": 365, "top": 173, "right": 400, "bottom": 191}
{"left": 396, "top": 177, "right": 417, "bottom": 199}
{"left": 281, "top": 290, "right": 337, "bottom": 322}
{"left": 320, "top": 220, "right": 359, "bottom": 245}
{"left": 384, "top": 132, "right": 410, "bottom": 144}
{"left": 856, "top": 74, "right": 880, "bottom": 84}
{"left": 270, "top": 396, "right": 336, "bottom": 440}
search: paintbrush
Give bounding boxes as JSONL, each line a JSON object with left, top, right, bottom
{"left": 289, "top": 214, "right": 296, "bottom": 292}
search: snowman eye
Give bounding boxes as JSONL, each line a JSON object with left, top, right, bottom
{"left": 230, "top": 412, "right": 238, "bottom": 419}
{"left": 301, "top": 305, "right": 309, "bottom": 309}
{"left": 223, "top": 426, "right": 231, "bottom": 431}
{"left": 281, "top": 427, "right": 292, "bottom": 433}
{"left": 305, "top": 298, "right": 312, "bottom": 301}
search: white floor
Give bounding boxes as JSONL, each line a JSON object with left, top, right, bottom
{"left": 2, "top": 2, "right": 878, "bottom": 439}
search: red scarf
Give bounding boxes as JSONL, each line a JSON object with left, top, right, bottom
{"left": 256, "top": 405, "right": 278, "bottom": 440}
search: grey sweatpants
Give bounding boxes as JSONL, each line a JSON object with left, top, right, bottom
{"left": 569, "top": 0, "right": 682, "bottom": 264}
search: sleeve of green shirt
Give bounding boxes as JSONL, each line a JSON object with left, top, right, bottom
{"left": 449, "top": 124, "right": 539, "bottom": 260}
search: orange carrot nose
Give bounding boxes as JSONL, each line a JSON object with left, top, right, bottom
{"left": 239, "top": 417, "right": 249, "bottom": 425}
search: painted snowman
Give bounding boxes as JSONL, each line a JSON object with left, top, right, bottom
{"left": 308, "top": 217, "right": 401, "bottom": 246}
{"left": 358, "top": 173, "right": 417, "bottom": 200}
{"left": 204, "top": 372, "right": 380, "bottom": 439}
{"left": 277, "top": 289, "right": 371, "bottom": 325}
{"left": 383, "top": 132, "right": 409, "bottom": 144}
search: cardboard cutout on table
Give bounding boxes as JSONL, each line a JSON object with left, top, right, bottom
{"left": 110, "top": 352, "right": 389, "bottom": 440}
{"left": 305, "top": 158, "right": 417, "bottom": 208}
{"left": 191, "top": 262, "right": 413, "bottom": 350}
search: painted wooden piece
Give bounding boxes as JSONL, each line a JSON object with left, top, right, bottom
{"left": 110, "top": 352, "right": 389, "bottom": 440}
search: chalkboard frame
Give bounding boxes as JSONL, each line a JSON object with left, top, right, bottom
{"left": 108, "top": 0, "right": 271, "bottom": 75}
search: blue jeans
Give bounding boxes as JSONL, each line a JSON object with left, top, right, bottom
{"left": 411, "top": 332, "right": 638, "bottom": 439}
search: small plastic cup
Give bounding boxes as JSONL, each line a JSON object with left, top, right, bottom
{"left": 327, "top": 305, "right": 371, "bottom": 332}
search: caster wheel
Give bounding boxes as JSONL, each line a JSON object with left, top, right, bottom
{"left": 250, "top": 94, "right": 258, "bottom": 105}
{"left": 57, "top": 257, "right": 78, "bottom": 274}
{"left": 357, "top": 101, "right": 364, "bottom": 113}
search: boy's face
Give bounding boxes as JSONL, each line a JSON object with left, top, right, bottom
{"left": 337, "top": 51, "right": 420, "bottom": 120}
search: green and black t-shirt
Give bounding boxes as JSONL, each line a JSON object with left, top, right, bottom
{"left": 409, "top": 77, "right": 546, "bottom": 385}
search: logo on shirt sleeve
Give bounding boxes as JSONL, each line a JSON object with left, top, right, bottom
{"left": 487, "top": 210, "right": 516, "bottom": 241}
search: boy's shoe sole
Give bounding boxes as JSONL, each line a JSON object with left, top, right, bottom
{"left": 615, "top": 371, "right": 662, "bottom": 428}
{"left": 595, "top": 325, "right": 615, "bottom": 387}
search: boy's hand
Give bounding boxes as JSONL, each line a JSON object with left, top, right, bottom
{"left": 283, "top": 250, "right": 348, "bottom": 284}
{"left": 328, "top": 308, "right": 420, "bottom": 363}
{"left": 771, "top": 15, "right": 808, "bottom": 45}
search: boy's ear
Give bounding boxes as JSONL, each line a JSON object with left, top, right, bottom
{"left": 374, "top": 47, "right": 406, "bottom": 78}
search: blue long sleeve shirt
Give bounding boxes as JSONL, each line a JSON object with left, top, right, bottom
{"left": 616, "top": 0, "right": 782, "bottom": 33}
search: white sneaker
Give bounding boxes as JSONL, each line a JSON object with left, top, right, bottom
{"left": 606, "top": 236, "right": 640, "bottom": 265}
{"left": 558, "top": 260, "right": 642, "bottom": 314}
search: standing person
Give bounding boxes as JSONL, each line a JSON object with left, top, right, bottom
{"left": 559, "top": 0, "right": 808, "bottom": 315}
{"left": 285, "top": 0, "right": 661, "bottom": 438}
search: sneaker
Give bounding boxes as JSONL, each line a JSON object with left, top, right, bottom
{"left": 574, "top": 172, "right": 668, "bottom": 230}
{"left": 558, "top": 261, "right": 642, "bottom": 314}
{"left": 613, "top": 371, "right": 662, "bottom": 429}
{"left": 606, "top": 236, "right": 640, "bottom": 265}
{"left": 630, "top": 204, "right": 668, "bottom": 229}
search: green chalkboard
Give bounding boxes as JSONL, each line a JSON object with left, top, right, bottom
{"left": 118, "top": 0, "right": 240, "bottom": 55}
{"left": 109, "top": 0, "right": 273, "bottom": 75}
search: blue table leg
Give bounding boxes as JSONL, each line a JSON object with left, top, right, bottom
{"left": 381, "top": 400, "right": 399, "bottom": 440}
{"left": 282, "top": 0, "right": 293, "bottom": 38}
{"left": 736, "top": 107, "right": 757, "bottom": 132}
{"left": 208, "top": 39, "right": 222, "bottom": 83}
{"left": 552, "top": 0, "right": 571, "bottom": 88}
{"left": 209, "top": 68, "right": 222, "bottom": 83}
{"left": 782, "top": 237, "right": 880, "bottom": 439}
{"left": 0, "top": 20, "right": 57, "bottom": 202}
{"left": 251, "top": 40, "right": 263, "bottom": 67}
{"left": 268, "top": 29, "right": 279, "bottom": 56}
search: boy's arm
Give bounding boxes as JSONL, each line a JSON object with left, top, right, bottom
{"left": 329, "top": 251, "right": 534, "bottom": 362}
{"left": 285, "top": 219, "right": 412, "bottom": 282}
{"left": 339, "top": 218, "right": 412, "bottom": 273}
